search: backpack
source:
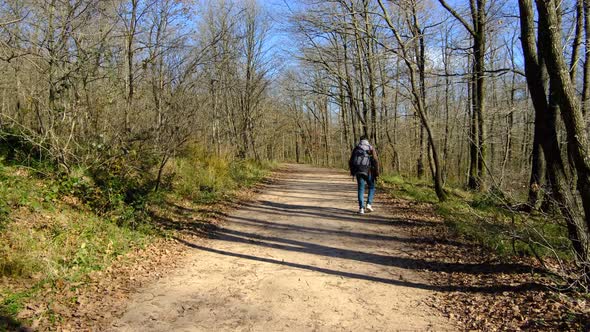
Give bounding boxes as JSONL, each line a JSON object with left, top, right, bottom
{"left": 351, "top": 146, "right": 371, "bottom": 176}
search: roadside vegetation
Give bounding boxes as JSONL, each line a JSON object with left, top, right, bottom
{"left": 379, "top": 174, "right": 590, "bottom": 330}
{"left": 0, "top": 142, "right": 275, "bottom": 329}
{"left": 380, "top": 174, "right": 573, "bottom": 269}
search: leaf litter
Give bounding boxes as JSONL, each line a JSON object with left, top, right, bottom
{"left": 382, "top": 196, "right": 590, "bottom": 331}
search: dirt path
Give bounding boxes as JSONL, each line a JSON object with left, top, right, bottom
{"left": 108, "top": 164, "right": 452, "bottom": 331}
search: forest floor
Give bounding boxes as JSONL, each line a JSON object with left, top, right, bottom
{"left": 15, "top": 164, "right": 589, "bottom": 331}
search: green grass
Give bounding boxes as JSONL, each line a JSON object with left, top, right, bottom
{"left": 380, "top": 175, "right": 572, "bottom": 260}
{"left": 0, "top": 164, "right": 155, "bottom": 278}
{"left": 0, "top": 149, "right": 277, "bottom": 328}
{"left": 0, "top": 289, "right": 33, "bottom": 331}
{"left": 1, "top": 290, "right": 29, "bottom": 319}
{"left": 173, "top": 146, "right": 276, "bottom": 203}
{"left": 0, "top": 163, "right": 156, "bottom": 327}
{"left": 0, "top": 163, "right": 58, "bottom": 224}
{"left": 379, "top": 175, "right": 439, "bottom": 203}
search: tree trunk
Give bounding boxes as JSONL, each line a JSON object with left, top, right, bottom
{"left": 468, "top": 75, "right": 479, "bottom": 189}
{"left": 520, "top": 0, "right": 589, "bottom": 262}
{"left": 376, "top": 0, "right": 446, "bottom": 200}
{"left": 537, "top": 0, "right": 590, "bottom": 245}
{"left": 439, "top": 0, "right": 487, "bottom": 190}
{"left": 125, "top": 0, "right": 138, "bottom": 133}
{"left": 527, "top": 124, "right": 545, "bottom": 210}
{"left": 583, "top": 0, "right": 590, "bottom": 116}
{"left": 417, "top": 123, "right": 425, "bottom": 178}
{"left": 474, "top": 9, "right": 487, "bottom": 190}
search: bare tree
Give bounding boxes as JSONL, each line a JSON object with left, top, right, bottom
{"left": 535, "top": 0, "right": 590, "bottom": 264}
{"left": 376, "top": 0, "right": 446, "bottom": 200}
{"left": 519, "top": 0, "right": 589, "bottom": 264}
{"left": 439, "top": 0, "right": 488, "bottom": 190}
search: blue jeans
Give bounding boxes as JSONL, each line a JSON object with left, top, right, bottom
{"left": 356, "top": 174, "right": 375, "bottom": 209}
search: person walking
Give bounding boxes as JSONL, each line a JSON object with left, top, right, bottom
{"left": 349, "top": 136, "right": 379, "bottom": 214}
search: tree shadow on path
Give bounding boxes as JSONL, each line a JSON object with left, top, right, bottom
{"left": 238, "top": 201, "right": 436, "bottom": 228}
{"left": 225, "top": 214, "right": 471, "bottom": 247}
{"left": 206, "top": 226, "right": 536, "bottom": 276}
{"left": 155, "top": 165, "right": 552, "bottom": 297}
{"left": 175, "top": 237, "right": 545, "bottom": 294}
{"left": 152, "top": 196, "right": 549, "bottom": 296}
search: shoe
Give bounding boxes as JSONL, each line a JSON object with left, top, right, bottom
{"left": 366, "top": 204, "right": 374, "bottom": 212}
{"left": 358, "top": 208, "right": 365, "bottom": 214}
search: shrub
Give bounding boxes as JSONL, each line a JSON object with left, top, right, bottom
{"left": 172, "top": 145, "right": 274, "bottom": 202}
{"left": 381, "top": 174, "right": 572, "bottom": 259}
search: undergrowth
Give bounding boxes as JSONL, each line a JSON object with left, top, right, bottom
{"left": 173, "top": 145, "right": 276, "bottom": 203}
{"left": 0, "top": 141, "right": 276, "bottom": 328}
{"left": 380, "top": 174, "right": 572, "bottom": 260}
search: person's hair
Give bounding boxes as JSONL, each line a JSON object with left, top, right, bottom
{"left": 359, "top": 135, "right": 368, "bottom": 141}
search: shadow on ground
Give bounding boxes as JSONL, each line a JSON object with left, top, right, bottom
{"left": 174, "top": 236, "right": 545, "bottom": 294}
{"left": 149, "top": 194, "right": 548, "bottom": 296}
{"left": 0, "top": 314, "right": 27, "bottom": 332}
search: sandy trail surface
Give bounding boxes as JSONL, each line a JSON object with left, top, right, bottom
{"left": 108, "top": 164, "right": 452, "bottom": 331}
